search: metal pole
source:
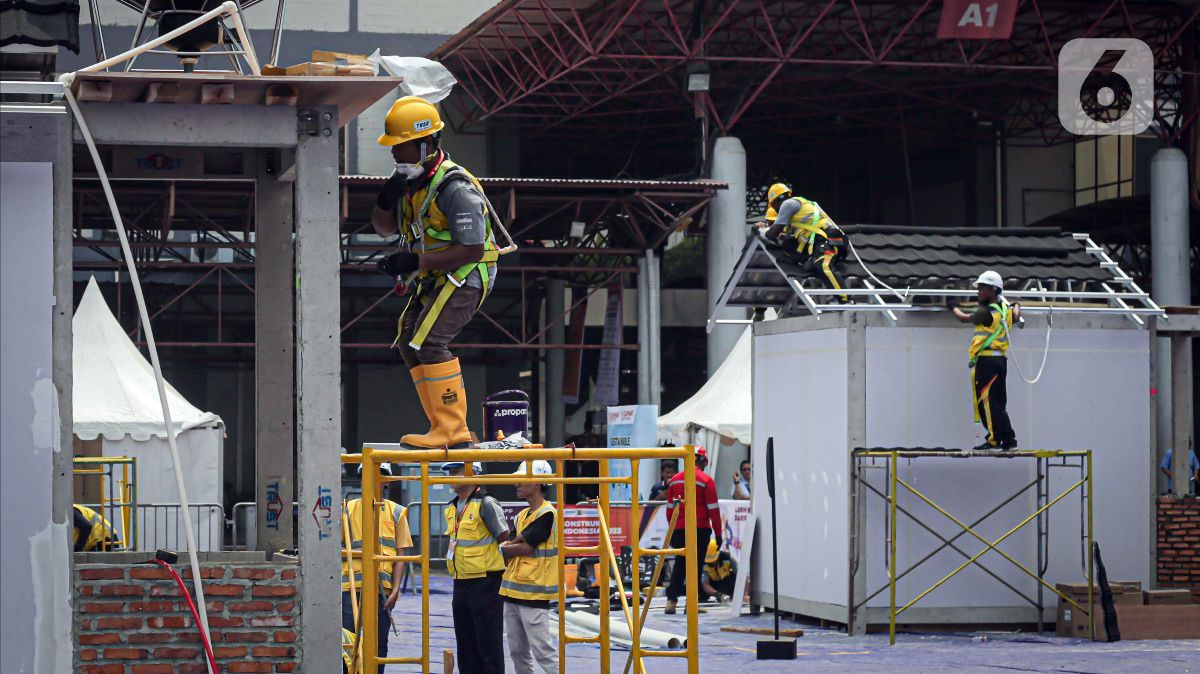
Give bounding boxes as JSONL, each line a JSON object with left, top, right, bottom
{"left": 362, "top": 447, "right": 379, "bottom": 674}
{"left": 647, "top": 249, "right": 661, "bottom": 408}
{"left": 684, "top": 448, "right": 699, "bottom": 674}
{"left": 637, "top": 256, "right": 651, "bottom": 405}
{"left": 629, "top": 459, "right": 642, "bottom": 671}
{"left": 1086, "top": 451, "right": 1095, "bottom": 641}
{"left": 87, "top": 0, "right": 108, "bottom": 65}
{"left": 546, "top": 278, "right": 566, "bottom": 446}
{"left": 269, "top": 0, "right": 287, "bottom": 65}
{"left": 556, "top": 459, "right": 567, "bottom": 674}
{"left": 598, "top": 458, "right": 612, "bottom": 673}
{"left": 889, "top": 451, "right": 898, "bottom": 646}
{"left": 421, "top": 461, "right": 430, "bottom": 673}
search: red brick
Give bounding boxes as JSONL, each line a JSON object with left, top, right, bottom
{"left": 222, "top": 631, "right": 269, "bottom": 643}
{"left": 102, "top": 648, "right": 148, "bottom": 659}
{"left": 127, "top": 633, "right": 173, "bottom": 644}
{"left": 128, "top": 601, "right": 175, "bottom": 613}
{"left": 148, "top": 585, "right": 182, "bottom": 597}
{"left": 207, "top": 616, "right": 244, "bottom": 628}
{"left": 177, "top": 665, "right": 208, "bottom": 674}
{"left": 229, "top": 601, "right": 273, "bottom": 612}
{"left": 275, "top": 665, "right": 297, "bottom": 673}
{"left": 181, "top": 567, "right": 226, "bottom": 580}
{"left": 252, "top": 645, "right": 294, "bottom": 657}
{"left": 79, "top": 649, "right": 99, "bottom": 661}
{"left": 249, "top": 615, "right": 294, "bottom": 627}
{"left": 280, "top": 569, "right": 296, "bottom": 580}
{"left": 205, "top": 601, "right": 225, "bottom": 612}
{"left": 81, "top": 602, "right": 128, "bottom": 614}
{"left": 131, "top": 665, "right": 174, "bottom": 674}
{"left": 234, "top": 568, "right": 275, "bottom": 580}
{"left": 97, "top": 617, "right": 143, "bottom": 630}
{"left": 78, "top": 619, "right": 93, "bottom": 630}
{"left": 203, "top": 584, "right": 248, "bottom": 597}
{"left": 146, "top": 616, "right": 187, "bottom": 629}
{"left": 80, "top": 586, "right": 95, "bottom": 596}
{"left": 152, "top": 647, "right": 200, "bottom": 659}
{"left": 211, "top": 645, "right": 249, "bottom": 658}
{"left": 81, "top": 665, "right": 125, "bottom": 674}
{"left": 129, "top": 568, "right": 172, "bottom": 580}
{"left": 80, "top": 569, "right": 125, "bottom": 580}
{"left": 80, "top": 633, "right": 123, "bottom": 646}
{"left": 251, "top": 585, "right": 294, "bottom": 598}
{"left": 276, "top": 602, "right": 295, "bottom": 612}
{"left": 100, "top": 584, "right": 144, "bottom": 597}
{"left": 273, "top": 631, "right": 297, "bottom": 643}
{"left": 227, "top": 664, "right": 272, "bottom": 673}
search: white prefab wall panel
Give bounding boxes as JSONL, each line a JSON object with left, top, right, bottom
{"left": 862, "top": 326, "right": 1150, "bottom": 616}
{"left": 752, "top": 328, "right": 849, "bottom": 610}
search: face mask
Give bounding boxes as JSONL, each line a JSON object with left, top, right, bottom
{"left": 394, "top": 162, "right": 425, "bottom": 180}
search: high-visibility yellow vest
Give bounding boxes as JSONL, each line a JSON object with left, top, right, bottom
{"left": 444, "top": 493, "right": 506, "bottom": 579}
{"left": 397, "top": 157, "right": 499, "bottom": 291}
{"left": 705, "top": 556, "right": 734, "bottom": 583}
{"left": 341, "top": 499, "right": 411, "bottom": 592}
{"left": 968, "top": 300, "right": 1013, "bottom": 365}
{"left": 341, "top": 628, "right": 355, "bottom": 671}
{"left": 781, "top": 196, "right": 833, "bottom": 254}
{"left": 73, "top": 504, "right": 120, "bottom": 552}
{"left": 499, "top": 502, "right": 558, "bottom": 602}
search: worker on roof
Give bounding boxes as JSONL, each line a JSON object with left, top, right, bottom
{"left": 72, "top": 504, "right": 121, "bottom": 552}
{"left": 371, "top": 95, "right": 499, "bottom": 449}
{"left": 341, "top": 463, "right": 412, "bottom": 673}
{"left": 499, "top": 460, "right": 559, "bottom": 674}
{"left": 700, "top": 538, "right": 738, "bottom": 603}
{"left": 948, "top": 270, "right": 1022, "bottom": 450}
{"left": 761, "top": 182, "right": 850, "bottom": 303}
{"left": 443, "top": 461, "right": 510, "bottom": 674}
{"left": 664, "top": 446, "right": 722, "bottom": 615}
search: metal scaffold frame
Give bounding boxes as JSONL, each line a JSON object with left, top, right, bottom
{"left": 341, "top": 445, "right": 701, "bottom": 674}
{"left": 850, "top": 449, "right": 1095, "bottom": 645}
{"left": 73, "top": 455, "right": 139, "bottom": 551}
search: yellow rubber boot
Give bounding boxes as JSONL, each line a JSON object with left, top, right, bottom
{"left": 401, "top": 358, "right": 472, "bottom": 448}
{"left": 407, "top": 365, "right": 436, "bottom": 437}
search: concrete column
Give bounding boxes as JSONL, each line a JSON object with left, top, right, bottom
{"left": 546, "top": 278, "right": 566, "bottom": 447}
{"left": 647, "top": 249, "right": 661, "bottom": 408}
{"left": 1151, "top": 148, "right": 1191, "bottom": 488}
{"left": 637, "top": 257, "right": 650, "bottom": 405}
{"left": 707, "top": 136, "right": 748, "bottom": 374}
{"left": 254, "top": 149, "right": 295, "bottom": 554}
{"left": 1171, "top": 336, "right": 1194, "bottom": 495}
{"left": 293, "top": 107, "right": 342, "bottom": 671}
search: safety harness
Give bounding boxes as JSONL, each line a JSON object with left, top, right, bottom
{"left": 969, "top": 301, "right": 1010, "bottom": 368}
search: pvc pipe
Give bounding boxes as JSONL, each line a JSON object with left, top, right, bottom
{"left": 79, "top": 1, "right": 260, "bottom": 76}
{"left": 562, "top": 610, "right": 684, "bottom": 650}
{"left": 62, "top": 85, "right": 216, "bottom": 674}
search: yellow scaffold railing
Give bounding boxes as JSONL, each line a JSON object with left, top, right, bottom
{"left": 341, "top": 445, "right": 701, "bottom": 674}
{"left": 73, "top": 455, "right": 138, "bottom": 550}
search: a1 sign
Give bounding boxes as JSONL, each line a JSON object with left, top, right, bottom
{"left": 936, "top": 0, "right": 1017, "bottom": 40}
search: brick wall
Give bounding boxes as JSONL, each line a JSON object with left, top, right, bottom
{"left": 75, "top": 562, "right": 300, "bottom": 673}
{"left": 1157, "top": 495, "right": 1200, "bottom": 592}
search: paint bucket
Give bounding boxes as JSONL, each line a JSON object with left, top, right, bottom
{"left": 482, "top": 389, "right": 530, "bottom": 442}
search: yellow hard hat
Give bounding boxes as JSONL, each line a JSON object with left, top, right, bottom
{"left": 377, "top": 96, "right": 445, "bottom": 147}
{"left": 706, "top": 538, "right": 719, "bottom": 564}
{"left": 767, "top": 182, "right": 792, "bottom": 208}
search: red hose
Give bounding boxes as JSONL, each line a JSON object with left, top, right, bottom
{"left": 149, "top": 558, "right": 219, "bottom": 674}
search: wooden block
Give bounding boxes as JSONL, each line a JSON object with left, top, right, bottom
{"left": 1143, "top": 589, "right": 1192, "bottom": 605}
{"left": 200, "top": 83, "right": 234, "bottom": 105}
{"left": 76, "top": 80, "right": 112, "bottom": 102}
{"left": 720, "top": 626, "right": 804, "bottom": 638}
{"left": 443, "top": 648, "right": 454, "bottom": 674}
{"left": 264, "top": 84, "right": 299, "bottom": 106}
{"left": 335, "top": 64, "right": 376, "bottom": 77}
{"left": 145, "top": 82, "right": 182, "bottom": 103}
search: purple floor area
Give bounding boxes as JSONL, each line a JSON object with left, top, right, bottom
{"left": 382, "top": 574, "right": 1199, "bottom": 673}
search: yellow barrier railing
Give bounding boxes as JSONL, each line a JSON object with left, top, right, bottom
{"left": 73, "top": 456, "right": 137, "bottom": 550}
{"left": 343, "top": 445, "right": 700, "bottom": 674}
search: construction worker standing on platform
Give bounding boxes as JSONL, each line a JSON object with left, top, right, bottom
{"left": 663, "top": 446, "right": 722, "bottom": 615}
{"left": 762, "top": 182, "right": 850, "bottom": 303}
{"left": 371, "top": 96, "right": 500, "bottom": 449}
{"left": 948, "top": 270, "right": 1022, "bottom": 450}
{"left": 499, "top": 460, "right": 559, "bottom": 674}
{"left": 72, "top": 504, "right": 121, "bottom": 552}
{"left": 443, "top": 461, "right": 510, "bottom": 674}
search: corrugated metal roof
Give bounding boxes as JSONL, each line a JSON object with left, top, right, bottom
{"left": 341, "top": 175, "right": 727, "bottom": 190}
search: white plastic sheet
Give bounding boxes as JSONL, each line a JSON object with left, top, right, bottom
{"left": 369, "top": 52, "right": 457, "bottom": 103}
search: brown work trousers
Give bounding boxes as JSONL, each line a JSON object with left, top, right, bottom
{"left": 397, "top": 281, "right": 484, "bottom": 367}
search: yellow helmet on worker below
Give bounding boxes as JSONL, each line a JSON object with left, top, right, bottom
{"left": 767, "top": 182, "right": 792, "bottom": 208}
{"left": 378, "top": 96, "right": 445, "bottom": 147}
{"left": 706, "top": 538, "right": 720, "bottom": 564}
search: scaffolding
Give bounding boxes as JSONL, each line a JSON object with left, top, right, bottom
{"left": 73, "top": 456, "right": 138, "bottom": 551}
{"left": 850, "top": 449, "right": 1095, "bottom": 645}
{"left": 342, "top": 445, "right": 701, "bottom": 674}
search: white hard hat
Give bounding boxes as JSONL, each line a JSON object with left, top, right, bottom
{"left": 512, "top": 460, "right": 553, "bottom": 477}
{"left": 441, "top": 461, "right": 483, "bottom": 474}
{"left": 974, "top": 270, "right": 1004, "bottom": 290}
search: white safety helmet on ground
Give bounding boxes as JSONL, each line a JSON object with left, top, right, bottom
{"left": 974, "top": 270, "right": 1004, "bottom": 290}
{"left": 511, "top": 460, "right": 553, "bottom": 477}
{"left": 441, "top": 461, "right": 483, "bottom": 474}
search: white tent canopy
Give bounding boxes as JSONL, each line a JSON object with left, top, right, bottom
{"left": 73, "top": 277, "right": 220, "bottom": 441}
{"left": 658, "top": 325, "right": 751, "bottom": 446}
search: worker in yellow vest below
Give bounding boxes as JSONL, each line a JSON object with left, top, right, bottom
{"left": 499, "top": 460, "right": 559, "bottom": 674}
{"left": 700, "top": 539, "right": 738, "bottom": 603}
{"left": 371, "top": 96, "right": 500, "bottom": 449}
{"left": 762, "top": 182, "right": 850, "bottom": 303}
{"left": 949, "top": 270, "right": 1022, "bottom": 450}
{"left": 73, "top": 504, "right": 121, "bottom": 551}
{"left": 341, "top": 464, "right": 413, "bottom": 673}
{"left": 443, "top": 461, "right": 510, "bottom": 674}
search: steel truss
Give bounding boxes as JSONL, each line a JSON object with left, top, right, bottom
{"left": 431, "top": 0, "right": 1199, "bottom": 147}
{"left": 73, "top": 177, "right": 721, "bottom": 353}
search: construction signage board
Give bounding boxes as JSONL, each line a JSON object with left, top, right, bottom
{"left": 936, "top": 0, "right": 1017, "bottom": 39}
{"left": 562, "top": 504, "right": 632, "bottom": 549}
